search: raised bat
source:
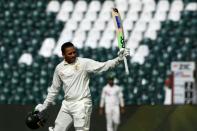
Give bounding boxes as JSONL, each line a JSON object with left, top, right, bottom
{"left": 112, "top": 8, "right": 129, "bottom": 75}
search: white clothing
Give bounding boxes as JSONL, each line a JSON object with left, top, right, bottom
{"left": 52, "top": 99, "right": 92, "bottom": 131}
{"left": 44, "top": 57, "right": 120, "bottom": 105}
{"left": 164, "top": 86, "right": 172, "bottom": 105}
{"left": 100, "top": 84, "right": 124, "bottom": 131}
{"left": 106, "top": 106, "right": 120, "bottom": 131}
{"left": 44, "top": 57, "right": 120, "bottom": 131}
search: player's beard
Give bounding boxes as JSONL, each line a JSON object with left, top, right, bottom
{"left": 67, "top": 56, "right": 76, "bottom": 64}
{"left": 70, "top": 57, "right": 76, "bottom": 63}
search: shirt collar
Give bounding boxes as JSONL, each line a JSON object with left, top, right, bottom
{"left": 64, "top": 58, "right": 78, "bottom": 66}
{"left": 64, "top": 60, "right": 69, "bottom": 65}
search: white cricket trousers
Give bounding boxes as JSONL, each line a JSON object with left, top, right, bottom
{"left": 105, "top": 105, "right": 120, "bottom": 131}
{"left": 50, "top": 98, "right": 92, "bottom": 131}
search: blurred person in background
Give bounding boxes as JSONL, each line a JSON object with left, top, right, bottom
{"left": 99, "top": 76, "right": 125, "bottom": 131}
{"left": 34, "top": 42, "right": 130, "bottom": 131}
{"left": 164, "top": 74, "right": 173, "bottom": 105}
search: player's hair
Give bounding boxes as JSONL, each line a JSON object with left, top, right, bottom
{"left": 61, "top": 42, "right": 74, "bottom": 54}
{"left": 108, "top": 77, "right": 114, "bottom": 81}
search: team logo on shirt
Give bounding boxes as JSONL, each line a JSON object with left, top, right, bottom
{"left": 75, "top": 63, "right": 80, "bottom": 71}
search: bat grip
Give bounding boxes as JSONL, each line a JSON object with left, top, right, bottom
{"left": 123, "top": 56, "right": 129, "bottom": 75}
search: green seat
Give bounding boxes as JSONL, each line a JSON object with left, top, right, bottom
{"left": 16, "top": 86, "right": 25, "bottom": 96}
{"left": 181, "top": 11, "right": 192, "bottom": 20}
{"left": 11, "top": 95, "right": 22, "bottom": 104}
{"left": 18, "top": 63, "right": 27, "bottom": 74}
{"left": 191, "top": 50, "right": 197, "bottom": 60}
{"left": 50, "top": 55, "right": 61, "bottom": 65}
{"left": 8, "top": 53, "right": 17, "bottom": 64}
{"left": 0, "top": 70, "right": 6, "bottom": 80}
{"left": 56, "top": 90, "right": 64, "bottom": 103}
{"left": 11, "top": 76, "right": 19, "bottom": 87}
{"left": 0, "top": 94, "right": 7, "bottom": 104}
{"left": 39, "top": 77, "right": 48, "bottom": 88}
{"left": 2, "top": 87, "right": 11, "bottom": 96}
{"left": 53, "top": 21, "right": 64, "bottom": 36}
{"left": 22, "top": 94, "right": 35, "bottom": 104}
{"left": 138, "top": 69, "right": 145, "bottom": 78}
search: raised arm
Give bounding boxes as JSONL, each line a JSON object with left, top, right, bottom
{"left": 85, "top": 58, "right": 120, "bottom": 74}
{"left": 85, "top": 48, "right": 130, "bottom": 74}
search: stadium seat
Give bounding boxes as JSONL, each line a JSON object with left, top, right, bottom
{"left": 156, "top": 0, "right": 170, "bottom": 12}
{"left": 84, "top": 11, "right": 98, "bottom": 22}
{"left": 101, "top": 0, "right": 114, "bottom": 13}
{"left": 98, "top": 10, "right": 111, "bottom": 22}
{"left": 126, "top": 9, "right": 139, "bottom": 22}
{"left": 71, "top": 10, "right": 84, "bottom": 22}
{"left": 134, "top": 20, "right": 147, "bottom": 32}
{"left": 139, "top": 11, "right": 153, "bottom": 22}
{"left": 56, "top": 1, "right": 73, "bottom": 22}
{"left": 144, "top": 29, "right": 157, "bottom": 40}
{"left": 170, "top": 0, "right": 184, "bottom": 12}
{"left": 130, "top": 30, "right": 143, "bottom": 42}
{"left": 61, "top": 0, "right": 74, "bottom": 13}
{"left": 102, "top": 29, "right": 115, "bottom": 42}
{"left": 78, "top": 19, "right": 92, "bottom": 31}
{"left": 185, "top": 2, "right": 197, "bottom": 11}
{"left": 88, "top": 0, "right": 101, "bottom": 13}
{"left": 168, "top": 11, "right": 181, "bottom": 21}
{"left": 148, "top": 19, "right": 161, "bottom": 31}
{"left": 105, "top": 20, "right": 115, "bottom": 31}
{"left": 93, "top": 19, "right": 106, "bottom": 31}
{"left": 127, "top": 38, "right": 140, "bottom": 53}
{"left": 99, "top": 38, "right": 112, "bottom": 48}
{"left": 123, "top": 18, "right": 134, "bottom": 31}
{"left": 142, "top": 0, "right": 156, "bottom": 13}
{"left": 129, "top": 0, "right": 142, "bottom": 12}
{"left": 72, "top": 30, "right": 86, "bottom": 48}
{"left": 65, "top": 19, "right": 78, "bottom": 31}
{"left": 132, "top": 45, "right": 149, "bottom": 64}
{"left": 85, "top": 30, "right": 101, "bottom": 48}
{"left": 0, "top": 94, "right": 7, "bottom": 104}
{"left": 74, "top": 0, "right": 87, "bottom": 13}
{"left": 115, "top": 0, "right": 129, "bottom": 13}
{"left": 0, "top": 0, "right": 196, "bottom": 106}
{"left": 154, "top": 11, "right": 167, "bottom": 21}
{"left": 46, "top": 0, "right": 60, "bottom": 13}
{"left": 18, "top": 53, "right": 33, "bottom": 66}
{"left": 39, "top": 38, "right": 56, "bottom": 57}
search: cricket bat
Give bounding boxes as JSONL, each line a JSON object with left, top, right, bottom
{"left": 112, "top": 8, "right": 129, "bottom": 75}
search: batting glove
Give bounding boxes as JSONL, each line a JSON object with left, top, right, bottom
{"left": 118, "top": 48, "right": 130, "bottom": 61}
{"left": 35, "top": 103, "right": 47, "bottom": 112}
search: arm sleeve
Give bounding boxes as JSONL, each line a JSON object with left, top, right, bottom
{"left": 99, "top": 88, "right": 105, "bottom": 108}
{"left": 118, "top": 87, "right": 125, "bottom": 107}
{"left": 43, "top": 67, "right": 62, "bottom": 106}
{"left": 85, "top": 57, "right": 120, "bottom": 74}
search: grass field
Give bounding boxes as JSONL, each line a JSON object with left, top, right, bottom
{"left": 120, "top": 105, "right": 197, "bottom": 131}
{"left": 0, "top": 105, "right": 197, "bottom": 131}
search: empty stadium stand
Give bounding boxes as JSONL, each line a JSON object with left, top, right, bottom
{"left": 0, "top": 0, "right": 196, "bottom": 106}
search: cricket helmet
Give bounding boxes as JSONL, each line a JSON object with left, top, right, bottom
{"left": 25, "top": 111, "right": 47, "bottom": 129}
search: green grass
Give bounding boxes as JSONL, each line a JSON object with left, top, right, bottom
{"left": 120, "top": 105, "right": 197, "bottom": 131}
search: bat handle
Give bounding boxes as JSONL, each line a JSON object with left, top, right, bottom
{"left": 123, "top": 56, "right": 129, "bottom": 75}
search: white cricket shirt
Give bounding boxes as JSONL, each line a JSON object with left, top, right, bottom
{"left": 100, "top": 84, "right": 124, "bottom": 107}
{"left": 44, "top": 57, "right": 120, "bottom": 105}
